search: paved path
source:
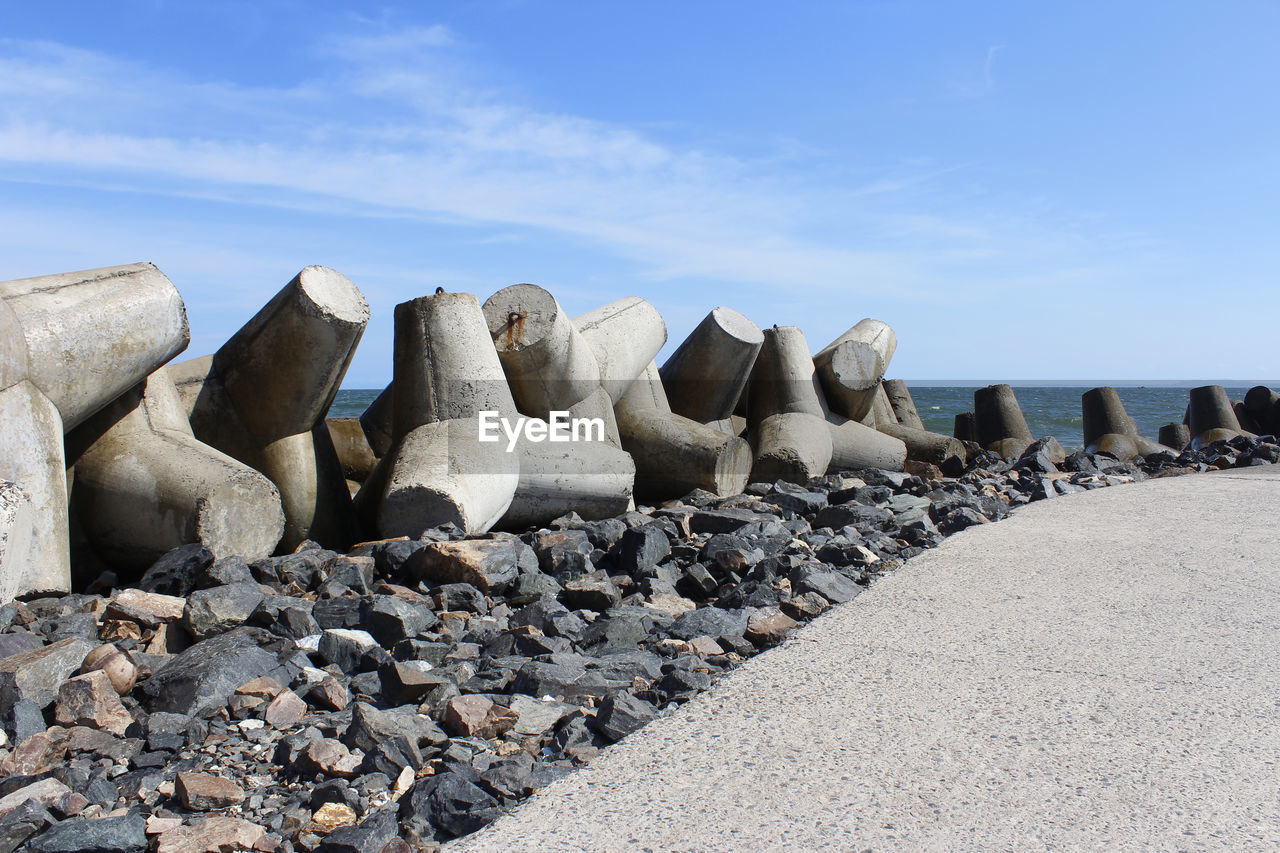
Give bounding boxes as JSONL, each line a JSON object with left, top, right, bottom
{"left": 452, "top": 467, "right": 1280, "bottom": 852}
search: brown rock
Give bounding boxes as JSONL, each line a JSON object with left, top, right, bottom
{"left": 0, "top": 726, "right": 69, "bottom": 775}
{"left": 176, "top": 771, "right": 245, "bottom": 811}
{"left": 235, "top": 676, "right": 285, "bottom": 699}
{"left": 263, "top": 691, "right": 307, "bottom": 729}
{"left": 294, "top": 738, "right": 362, "bottom": 778}
{"left": 441, "top": 694, "right": 519, "bottom": 739}
{"left": 99, "top": 620, "right": 143, "bottom": 642}
{"left": 54, "top": 671, "right": 133, "bottom": 736}
{"left": 311, "top": 802, "right": 356, "bottom": 832}
{"left": 0, "top": 777, "right": 73, "bottom": 819}
{"left": 780, "top": 592, "right": 830, "bottom": 621}
{"left": 79, "top": 644, "right": 138, "bottom": 694}
{"left": 104, "top": 588, "right": 186, "bottom": 627}
{"left": 307, "top": 676, "right": 349, "bottom": 712}
{"left": 687, "top": 635, "right": 725, "bottom": 657}
{"left": 744, "top": 606, "right": 799, "bottom": 647}
{"left": 0, "top": 636, "right": 96, "bottom": 709}
{"left": 407, "top": 539, "right": 531, "bottom": 593}
{"left": 155, "top": 816, "right": 267, "bottom": 853}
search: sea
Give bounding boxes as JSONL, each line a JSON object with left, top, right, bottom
{"left": 330, "top": 384, "right": 1272, "bottom": 452}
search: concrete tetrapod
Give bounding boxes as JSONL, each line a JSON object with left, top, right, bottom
{"left": 614, "top": 362, "right": 753, "bottom": 499}
{"left": 659, "top": 307, "right": 763, "bottom": 428}
{"left": 881, "top": 379, "right": 925, "bottom": 430}
{"left": 1186, "top": 385, "right": 1248, "bottom": 448}
{"left": 954, "top": 412, "right": 976, "bottom": 443}
{"left": 359, "top": 384, "right": 394, "bottom": 459}
{"left": 482, "top": 284, "right": 622, "bottom": 448}
{"left": 876, "top": 424, "right": 966, "bottom": 476}
{"left": 1158, "top": 423, "right": 1191, "bottom": 450}
{"left": 746, "top": 326, "right": 834, "bottom": 483}
{"left": 574, "top": 297, "right": 667, "bottom": 404}
{"left": 378, "top": 419, "right": 520, "bottom": 539}
{"left": 326, "top": 418, "right": 378, "bottom": 485}
{"left": 175, "top": 266, "right": 367, "bottom": 552}
{"left": 826, "top": 419, "right": 908, "bottom": 473}
{"left": 1081, "top": 387, "right": 1171, "bottom": 459}
{"left": 1233, "top": 402, "right": 1263, "bottom": 435}
{"left": 371, "top": 291, "right": 520, "bottom": 538}
{"left": 499, "top": 436, "right": 636, "bottom": 530}
{"left": 2, "top": 263, "right": 189, "bottom": 596}
{"left": 1243, "top": 386, "right": 1279, "bottom": 435}
{"left": 69, "top": 369, "right": 285, "bottom": 568}
{"left": 974, "top": 384, "right": 1034, "bottom": 459}
{"left": 813, "top": 319, "right": 897, "bottom": 422}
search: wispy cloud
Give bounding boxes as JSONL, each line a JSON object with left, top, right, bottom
{"left": 0, "top": 30, "right": 1116, "bottom": 300}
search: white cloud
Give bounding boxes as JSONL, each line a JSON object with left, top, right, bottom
{"left": 0, "top": 30, "right": 1133, "bottom": 303}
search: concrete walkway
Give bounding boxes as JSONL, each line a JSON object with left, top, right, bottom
{"left": 452, "top": 467, "right": 1280, "bottom": 852}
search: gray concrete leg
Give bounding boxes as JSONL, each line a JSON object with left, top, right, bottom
{"left": 1092, "top": 433, "right": 1141, "bottom": 460}
{"left": 868, "top": 384, "right": 898, "bottom": 429}
{"left": 747, "top": 326, "right": 827, "bottom": 424}
{"left": 974, "top": 384, "right": 1034, "bottom": 458}
{"left": 184, "top": 266, "right": 368, "bottom": 552}
{"left": 1233, "top": 402, "right": 1262, "bottom": 435}
{"left": 1187, "top": 385, "right": 1245, "bottom": 446}
{"left": 876, "top": 423, "right": 966, "bottom": 475}
{"left": 1158, "top": 423, "right": 1191, "bottom": 449}
{"left": 813, "top": 319, "right": 897, "bottom": 422}
{"left": 3, "top": 263, "right": 189, "bottom": 430}
{"left": 659, "top": 307, "right": 763, "bottom": 425}
{"left": 0, "top": 482, "right": 34, "bottom": 604}
{"left": 69, "top": 370, "right": 285, "bottom": 568}
{"left": 499, "top": 436, "right": 636, "bottom": 529}
{"left": 574, "top": 297, "right": 667, "bottom": 404}
{"left": 378, "top": 419, "right": 520, "bottom": 538}
{"left": 615, "top": 362, "right": 752, "bottom": 498}
{"left": 326, "top": 417, "right": 378, "bottom": 483}
{"left": 0, "top": 378, "right": 68, "bottom": 596}
{"left": 751, "top": 412, "right": 834, "bottom": 485}
{"left": 482, "top": 283, "right": 622, "bottom": 448}
{"left": 954, "top": 412, "right": 976, "bottom": 442}
{"left": 359, "top": 384, "right": 394, "bottom": 458}
{"left": 1243, "top": 386, "right": 1278, "bottom": 425}
{"left": 827, "top": 419, "right": 907, "bottom": 473}
{"left": 882, "top": 379, "right": 925, "bottom": 430}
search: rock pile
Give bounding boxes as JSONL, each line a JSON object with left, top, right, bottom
{"left": 0, "top": 430, "right": 1276, "bottom": 850}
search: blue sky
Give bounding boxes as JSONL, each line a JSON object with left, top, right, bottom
{"left": 1, "top": 1, "right": 1275, "bottom": 385}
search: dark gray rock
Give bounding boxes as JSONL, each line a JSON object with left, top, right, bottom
{"left": 183, "top": 582, "right": 265, "bottom": 640}
{"left": 0, "top": 633, "right": 42, "bottom": 661}
{"left": 26, "top": 814, "right": 147, "bottom": 853}
{"left": 789, "top": 565, "right": 863, "bottom": 604}
{"left": 813, "top": 504, "right": 893, "bottom": 531}
{"left": 196, "top": 555, "right": 256, "bottom": 588}
{"left": 400, "top": 769, "right": 503, "bottom": 841}
{"left": 615, "top": 524, "right": 671, "bottom": 575}
{"left": 141, "top": 627, "right": 287, "bottom": 717}
{"left": 317, "top": 804, "right": 400, "bottom": 853}
{"left": 668, "top": 607, "right": 749, "bottom": 642}
{"left": 3, "top": 698, "right": 47, "bottom": 743}
{"left": 137, "top": 543, "right": 213, "bottom": 597}
{"left": 0, "top": 799, "right": 53, "bottom": 853}
{"left": 248, "top": 594, "right": 320, "bottom": 640}
{"left": 343, "top": 702, "right": 446, "bottom": 773}
{"left": 761, "top": 490, "right": 827, "bottom": 514}
{"left": 362, "top": 596, "right": 437, "bottom": 646}
{"left": 561, "top": 573, "right": 621, "bottom": 611}
{"left": 509, "top": 661, "right": 613, "bottom": 702}
{"left": 0, "top": 637, "right": 94, "bottom": 711}
{"left": 589, "top": 691, "right": 658, "bottom": 742}
{"left": 509, "top": 598, "right": 586, "bottom": 640}
{"left": 432, "top": 583, "right": 487, "bottom": 614}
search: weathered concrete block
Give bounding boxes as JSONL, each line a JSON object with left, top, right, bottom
{"left": 954, "top": 411, "right": 976, "bottom": 442}
{"left": 0, "top": 380, "right": 68, "bottom": 597}
{"left": 69, "top": 369, "right": 285, "bottom": 568}
{"left": 574, "top": 297, "right": 667, "bottom": 404}
{"left": 752, "top": 412, "right": 834, "bottom": 484}
{"left": 882, "top": 379, "right": 925, "bottom": 430}
{"left": 327, "top": 417, "right": 378, "bottom": 483}
{"left": 1081, "top": 387, "right": 1171, "bottom": 458}
{"left": 974, "top": 384, "right": 1033, "bottom": 458}
{"left": 0, "top": 482, "right": 34, "bottom": 605}
{"left": 813, "top": 319, "right": 897, "bottom": 422}
{"left": 876, "top": 423, "right": 966, "bottom": 475}
{"left": 659, "top": 307, "right": 763, "bottom": 427}
{"left": 2, "top": 263, "right": 189, "bottom": 431}
{"left": 1158, "top": 422, "right": 1191, "bottom": 450}
{"left": 178, "top": 266, "right": 368, "bottom": 552}
{"left": 615, "top": 362, "right": 752, "bottom": 498}
{"left": 482, "top": 283, "right": 622, "bottom": 448}
{"left": 499, "top": 437, "right": 636, "bottom": 529}
{"left": 827, "top": 419, "right": 907, "bottom": 473}
{"left": 1187, "top": 385, "right": 1248, "bottom": 448}
{"left": 359, "top": 384, "right": 394, "bottom": 459}
{"left": 746, "top": 326, "right": 834, "bottom": 482}
{"left": 379, "top": 419, "right": 519, "bottom": 538}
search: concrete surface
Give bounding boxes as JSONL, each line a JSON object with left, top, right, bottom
{"left": 453, "top": 467, "right": 1280, "bottom": 852}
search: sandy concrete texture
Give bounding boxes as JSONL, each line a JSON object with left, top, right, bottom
{"left": 454, "top": 467, "right": 1280, "bottom": 852}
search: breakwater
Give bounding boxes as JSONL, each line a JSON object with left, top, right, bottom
{"left": 2, "top": 260, "right": 1278, "bottom": 850}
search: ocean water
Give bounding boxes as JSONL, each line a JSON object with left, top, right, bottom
{"left": 330, "top": 385, "right": 1264, "bottom": 451}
